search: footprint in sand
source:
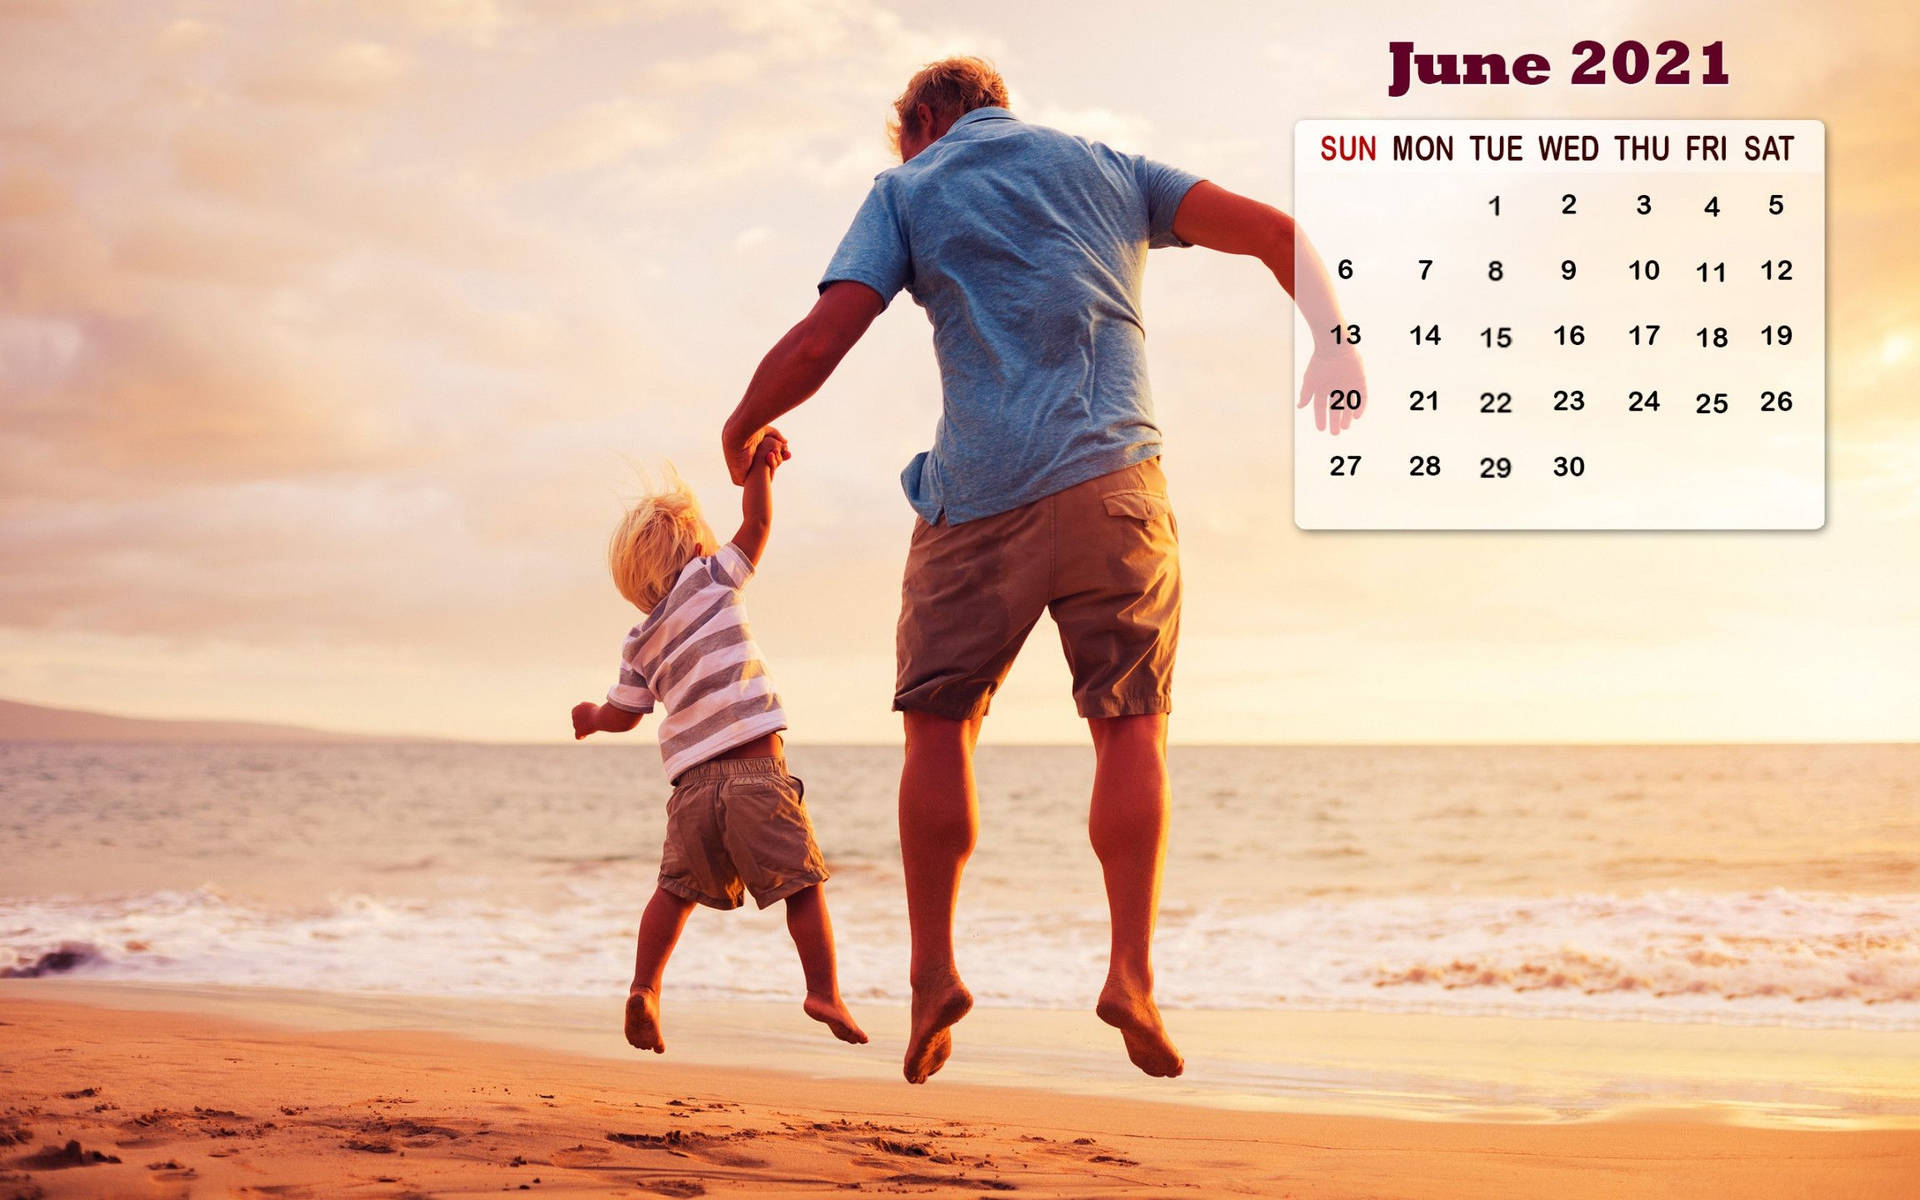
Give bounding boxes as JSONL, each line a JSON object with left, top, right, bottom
{"left": 145, "top": 1164, "right": 198, "bottom": 1200}
{"left": 877, "top": 1172, "right": 1015, "bottom": 1192}
{"left": 117, "top": 1106, "right": 259, "bottom": 1145}
{"left": 859, "top": 1137, "right": 961, "bottom": 1165}
{"left": 549, "top": 1142, "right": 613, "bottom": 1168}
{"left": 603, "top": 1129, "right": 768, "bottom": 1169}
{"left": 1026, "top": 1132, "right": 1141, "bottom": 1167}
{"left": 552, "top": 1142, "right": 714, "bottom": 1198}
{"left": 341, "top": 1137, "right": 396, "bottom": 1154}
{"left": 607, "top": 1129, "right": 698, "bottom": 1150}
{"left": 15, "top": 1139, "right": 122, "bottom": 1169}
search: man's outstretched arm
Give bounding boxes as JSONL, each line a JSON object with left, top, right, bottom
{"left": 721, "top": 281, "right": 886, "bottom": 483}
{"left": 1170, "top": 181, "right": 1366, "bottom": 434}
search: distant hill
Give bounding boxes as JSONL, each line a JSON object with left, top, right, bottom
{"left": 0, "top": 698, "right": 406, "bottom": 743}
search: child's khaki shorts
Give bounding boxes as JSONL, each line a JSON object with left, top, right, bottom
{"left": 894, "top": 455, "right": 1180, "bottom": 722}
{"left": 658, "top": 756, "right": 828, "bottom": 910}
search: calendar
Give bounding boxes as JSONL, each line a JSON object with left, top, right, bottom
{"left": 1291, "top": 120, "right": 1825, "bottom": 530}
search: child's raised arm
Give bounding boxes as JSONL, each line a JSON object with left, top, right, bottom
{"left": 573, "top": 701, "right": 643, "bottom": 740}
{"left": 729, "top": 434, "right": 787, "bottom": 567}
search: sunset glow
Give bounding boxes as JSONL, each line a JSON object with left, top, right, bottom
{"left": 3, "top": 0, "right": 1917, "bottom": 743}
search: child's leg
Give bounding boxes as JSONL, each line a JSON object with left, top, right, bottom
{"left": 626, "top": 885, "right": 696, "bottom": 1053}
{"left": 783, "top": 885, "right": 868, "bottom": 1044}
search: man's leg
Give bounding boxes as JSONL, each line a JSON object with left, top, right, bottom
{"left": 1044, "top": 457, "right": 1183, "bottom": 1077}
{"left": 898, "top": 709, "right": 982, "bottom": 1083}
{"left": 892, "top": 499, "right": 1048, "bottom": 1083}
{"left": 1088, "top": 712, "right": 1184, "bottom": 1077}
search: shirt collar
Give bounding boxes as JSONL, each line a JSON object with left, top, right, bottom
{"left": 948, "top": 106, "right": 1016, "bottom": 133}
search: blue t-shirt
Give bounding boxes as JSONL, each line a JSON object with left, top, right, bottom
{"left": 818, "top": 107, "right": 1204, "bottom": 524}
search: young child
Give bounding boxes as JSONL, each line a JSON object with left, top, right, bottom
{"left": 572, "top": 435, "right": 866, "bottom": 1053}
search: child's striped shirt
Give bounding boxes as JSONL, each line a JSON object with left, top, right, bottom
{"left": 606, "top": 543, "right": 787, "bottom": 781}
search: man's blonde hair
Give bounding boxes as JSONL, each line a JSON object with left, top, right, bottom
{"left": 886, "top": 55, "right": 1009, "bottom": 160}
{"left": 607, "top": 466, "right": 717, "bottom": 613}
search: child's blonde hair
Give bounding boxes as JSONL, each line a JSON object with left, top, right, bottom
{"left": 608, "top": 465, "right": 718, "bottom": 612}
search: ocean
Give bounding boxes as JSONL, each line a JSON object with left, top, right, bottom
{"left": 4, "top": 741, "right": 1916, "bottom": 1030}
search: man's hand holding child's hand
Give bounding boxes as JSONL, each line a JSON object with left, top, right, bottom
{"left": 751, "top": 433, "right": 791, "bottom": 477}
{"left": 725, "top": 424, "right": 791, "bottom": 484}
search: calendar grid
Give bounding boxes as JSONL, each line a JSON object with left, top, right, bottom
{"left": 1292, "top": 120, "right": 1825, "bottom": 530}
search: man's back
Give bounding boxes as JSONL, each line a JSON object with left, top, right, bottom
{"left": 820, "top": 107, "right": 1203, "bottom": 524}
{"left": 726, "top": 56, "right": 1354, "bottom": 1086}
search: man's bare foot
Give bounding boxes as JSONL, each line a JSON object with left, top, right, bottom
{"left": 804, "top": 992, "right": 869, "bottom": 1045}
{"left": 625, "top": 988, "right": 666, "bottom": 1054}
{"left": 1097, "top": 978, "right": 1183, "bottom": 1078}
{"left": 903, "top": 974, "right": 972, "bottom": 1084}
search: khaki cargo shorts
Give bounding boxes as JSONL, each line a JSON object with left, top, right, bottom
{"left": 658, "top": 756, "right": 828, "bottom": 911}
{"left": 894, "top": 455, "right": 1180, "bottom": 722}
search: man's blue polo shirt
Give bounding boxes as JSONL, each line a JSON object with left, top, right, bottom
{"left": 818, "top": 107, "right": 1204, "bottom": 525}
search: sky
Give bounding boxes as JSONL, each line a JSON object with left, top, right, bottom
{"left": 1, "top": 0, "right": 1917, "bottom": 743}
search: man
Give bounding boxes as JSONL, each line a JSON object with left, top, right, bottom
{"left": 720, "top": 56, "right": 1360, "bottom": 1084}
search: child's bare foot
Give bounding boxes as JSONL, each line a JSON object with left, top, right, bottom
{"left": 1096, "top": 976, "right": 1183, "bottom": 1078}
{"left": 903, "top": 972, "right": 972, "bottom": 1084}
{"left": 804, "top": 992, "right": 869, "bottom": 1045}
{"left": 625, "top": 988, "right": 666, "bottom": 1054}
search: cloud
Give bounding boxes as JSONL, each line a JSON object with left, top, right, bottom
{"left": 1018, "top": 103, "right": 1152, "bottom": 153}
{"left": 0, "top": 165, "right": 67, "bottom": 220}
{"left": 241, "top": 40, "right": 411, "bottom": 107}
{"left": 354, "top": 0, "right": 509, "bottom": 43}
{"left": 492, "top": 95, "right": 680, "bottom": 180}
{"left": 0, "top": 2, "right": 702, "bottom": 509}
{"left": 0, "top": 317, "right": 83, "bottom": 393}
{"left": 0, "top": 0, "right": 972, "bottom": 645}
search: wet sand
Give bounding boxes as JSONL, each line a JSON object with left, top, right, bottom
{"left": 4, "top": 989, "right": 1919, "bottom": 1198}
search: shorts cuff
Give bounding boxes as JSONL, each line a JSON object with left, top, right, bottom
{"left": 1076, "top": 692, "right": 1172, "bottom": 719}
{"left": 659, "top": 874, "right": 741, "bottom": 911}
{"left": 892, "top": 692, "right": 992, "bottom": 721}
{"left": 750, "top": 868, "right": 830, "bottom": 910}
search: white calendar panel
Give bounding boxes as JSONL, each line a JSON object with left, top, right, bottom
{"left": 1292, "top": 120, "right": 1825, "bottom": 530}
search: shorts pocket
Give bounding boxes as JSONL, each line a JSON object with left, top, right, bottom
{"left": 1102, "top": 490, "right": 1170, "bottom": 522}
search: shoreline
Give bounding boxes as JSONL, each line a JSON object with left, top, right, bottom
{"left": 7, "top": 979, "right": 1918, "bottom": 1131}
{"left": 3, "top": 987, "right": 1918, "bottom": 1199}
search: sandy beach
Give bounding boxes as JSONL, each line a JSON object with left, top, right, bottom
{"left": 4, "top": 987, "right": 1918, "bottom": 1199}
